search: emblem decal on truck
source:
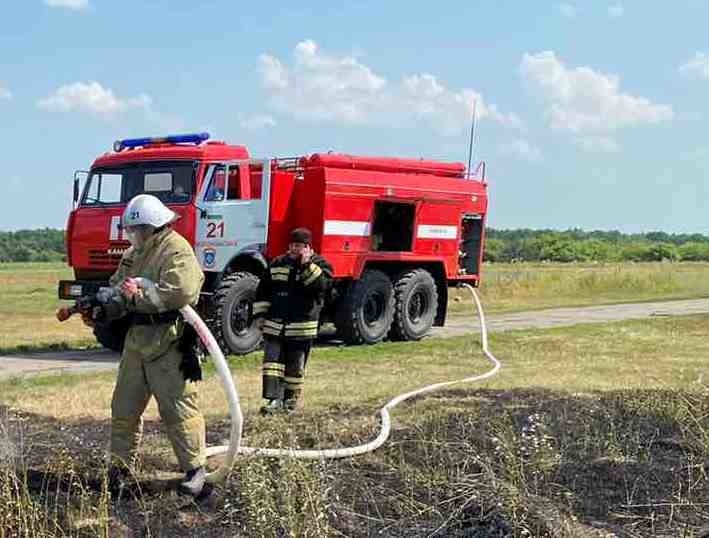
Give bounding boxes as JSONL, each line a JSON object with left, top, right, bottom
{"left": 203, "top": 247, "right": 217, "bottom": 268}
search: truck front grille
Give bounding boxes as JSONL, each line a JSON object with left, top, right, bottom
{"left": 88, "top": 249, "right": 122, "bottom": 269}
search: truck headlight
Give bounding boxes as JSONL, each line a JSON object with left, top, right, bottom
{"left": 62, "top": 283, "right": 83, "bottom": 297}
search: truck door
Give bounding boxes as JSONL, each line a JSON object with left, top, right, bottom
{"left": 195, "top": 159, "right": 271, "bottom": 272}
{"left": 459, "top": 214, "right": 484, "bottom": 276}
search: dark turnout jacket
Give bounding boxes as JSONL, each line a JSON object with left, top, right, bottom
{"left": 253, "top": 254, "right": 333, "bottom": 340}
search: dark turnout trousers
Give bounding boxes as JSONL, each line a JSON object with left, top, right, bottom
{"left": 261, "top": 338, "right": 312, "bottom": 402}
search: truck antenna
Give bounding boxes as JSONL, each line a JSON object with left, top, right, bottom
{"left": 466, "top": 99, "right": 477, "bottom": 179}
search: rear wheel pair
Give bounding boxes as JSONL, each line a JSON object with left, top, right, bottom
{"left": 211, "top": 267, "right": 439, "bottom": 350}
{"left": 335, "top": 268, "right": 438, "bottom": 344}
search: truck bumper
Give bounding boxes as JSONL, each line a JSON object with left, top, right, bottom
{"left": 58, "top": 279, "right": 110, "bottom": 300}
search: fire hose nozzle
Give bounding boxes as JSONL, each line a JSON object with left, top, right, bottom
{"left": 56, "top": 306, "right": 77, "bottom": 322}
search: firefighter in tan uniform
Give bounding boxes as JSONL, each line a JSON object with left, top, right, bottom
{"left": 102, "top": 194, "right": 207, "bottom": 496}
{"left": 253, "top": 228, "right": 333, "bottom": 414}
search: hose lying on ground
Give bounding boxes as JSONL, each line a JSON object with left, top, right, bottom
{"left": 180, "top": 283, "right": 501, "bottom": 484}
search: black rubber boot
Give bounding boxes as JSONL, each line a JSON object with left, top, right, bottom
{"left": 178, "top": 466, "right": 206, "bottom": 497}
{"left": 259, "top": 398, "right": 285, "bottom": 415}
{"left": 283, "top": 388, "right": 303, "bottom": 413}
{"left": 107, "top": 465, "right": 131, "bottom": 497}
{"left": 262, "top": 373, "right": 284, "bottom": 400}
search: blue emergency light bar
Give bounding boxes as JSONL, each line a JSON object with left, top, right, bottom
{"left": 113, "top": 132, "right": 210, "bottom": 152}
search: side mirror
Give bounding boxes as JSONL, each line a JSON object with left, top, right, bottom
{"left": 73, "top": 170, "right": 89, "bottom": 208}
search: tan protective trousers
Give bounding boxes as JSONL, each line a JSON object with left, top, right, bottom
{"left": 110, "top": 344, "right": 206, "bottom": 471}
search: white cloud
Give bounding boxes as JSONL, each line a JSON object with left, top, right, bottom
{"left": 37, "top": 81, "right": 151, "bottom": 115}
{"left": 679, "top": 52, "right": 709, "bottom": 79}
{"left": 520, "top": 51, "right": 673, "bottom": 132}
{"left": 44, "top": 0, "right": 89, "bottom": 10}
{"left": 506, "top": 139, "right": 542, "bottom": 162}
{"left": 259, "top": 54, "right": 288, "bottom": 90}
{"left": 239, "top": 114, "right": 277, "bottom": 130}
{"left": 558, "top": 3, "right": 576, "bottom": 18}
{"left": 608, "top": 3, "right": 624, "bottom": 17}
{"left": 576, "top": 136, "right": 619, "bottom": 152}
{"left": 258, "top": 40, "right": 520, "bottom": 134}
{"left": 401, "top": 74, "right": 522, "bottom": 132}
{"left": 259, "top": 39, "right": 387, "bottom": 125}
{"left": 0, "top": 84, "right": 11, "bottom": 100}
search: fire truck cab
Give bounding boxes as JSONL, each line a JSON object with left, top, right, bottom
{"left": 59, "top": 133, "right": 488, "bottom": 355}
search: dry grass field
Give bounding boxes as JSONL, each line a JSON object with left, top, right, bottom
{"left": 1, "top": 312, "right": 707, "bottom": 536}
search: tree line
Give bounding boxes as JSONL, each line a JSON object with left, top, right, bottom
{"left": 0, "top": 229, "right": 65, "bottom": 262}
{"left": 484, "top": 229, "right": 709, "bottom": 262}
{"left": 1, "top": 228, "right": 709, "bottom": 264}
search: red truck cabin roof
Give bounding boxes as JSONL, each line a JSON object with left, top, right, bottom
{"left": 91, "top": 141, "right": 249, "bottom": 168}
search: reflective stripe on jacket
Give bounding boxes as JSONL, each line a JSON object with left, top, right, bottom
{"left": 254, "top": 254, "right": 333, "bottom": 341}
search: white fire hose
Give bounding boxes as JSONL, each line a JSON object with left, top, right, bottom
{"left": 180, "top": 283, "right": 500, "bottom": 485}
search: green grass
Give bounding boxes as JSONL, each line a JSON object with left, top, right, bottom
{"left": 452, "top": 261, "right": 709, "bottom": 314}
{"left": 0, "top": 262, "right": 95, "bottom": 353}
{"left": 1, "top": 316, "right": 707, "bottom": 536}
{"left": 2, "top": 315, "right": 706, "bottom": 414}
{"left": 3, "top": 261, "right": 709, "bottom": 353}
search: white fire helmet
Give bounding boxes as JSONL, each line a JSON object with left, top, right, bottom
{"left": 122, "top": 194, "right": 177, "bottom": 229}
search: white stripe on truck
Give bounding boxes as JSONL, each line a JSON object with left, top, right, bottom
{"left": 416, "top": 224, "right": 458, "bottom": 239}
{"left": 323, "top": 220, "right": 371, "bottom": 236}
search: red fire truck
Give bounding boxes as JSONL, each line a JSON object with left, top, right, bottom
{"left": 58, "top": 133, "right": 488, "bottom": 355}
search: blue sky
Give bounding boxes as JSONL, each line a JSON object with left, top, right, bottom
{"left": 1, "top": 0, "right": 708, "bottom": 232}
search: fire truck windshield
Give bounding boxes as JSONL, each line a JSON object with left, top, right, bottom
{"left": 80, "top": 160, "right": 196, "bottom": 207}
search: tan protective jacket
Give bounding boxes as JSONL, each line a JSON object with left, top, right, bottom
{"left": 109, "top": 227, "right": 204, "bottom": 360}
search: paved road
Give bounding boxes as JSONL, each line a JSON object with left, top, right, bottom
{"left": 436, "top": 297, "right": 709, "bottom": 336}
{"left": 2, "top": 298, "right": 708, "bottom": 380}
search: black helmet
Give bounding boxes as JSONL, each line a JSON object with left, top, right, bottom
{"left": 289, "top": 227, "right": 312, "bottom": 245}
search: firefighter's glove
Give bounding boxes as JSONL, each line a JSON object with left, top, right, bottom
{"left": 120, "top": 277, "right": 140, "bottom": 300}
{"left": 178, "top": 323, "right": 203, "bottom": 382}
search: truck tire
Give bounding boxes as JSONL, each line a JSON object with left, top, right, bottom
{"left": 335, "top": 269, "right": 394, "bottom": 345}
{"left": 212, "top": 272, "right": 262, "bottom": 356}
{"left": 389, "top": 269, "right": 438, "bottom": 341}
{"left": 93, "top": 317, "right": 130, "bottom": 353}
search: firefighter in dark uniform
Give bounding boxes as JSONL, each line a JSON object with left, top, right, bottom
{"left": 253, "top": 227, "right": 333, "bottom": 414}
